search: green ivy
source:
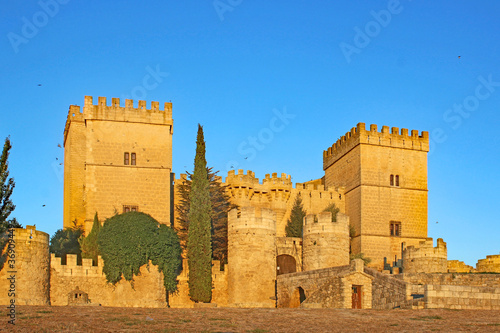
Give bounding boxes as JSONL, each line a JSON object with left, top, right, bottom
{"left": 97, "top": 211, "right": 181, "bottom": 294}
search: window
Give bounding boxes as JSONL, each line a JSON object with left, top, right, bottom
{"left": 131, "top": 153, "right": 136, "bottom": 165}
{"left": 123, "top": 205, "right": 138, "bottom": 213}
{"left": 390, "top": 221, "right": 401, "bottom": 236}
{"left": 124, "top": 152, "right": 129, "bottom": 165}
{"left": 390, "top": 174, "right": 400, "bottom": 187}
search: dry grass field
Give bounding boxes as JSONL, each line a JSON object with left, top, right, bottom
{"left": 1, "top": 306, "right": 499, "bottom": 332}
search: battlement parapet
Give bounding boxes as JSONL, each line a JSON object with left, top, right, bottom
{"left": 12, "top": 225, "right": 49, "bottom": 245}
{"left": 476, "top": 254, "right": 500, "bottom": 273}
{"left": 323, "top": 123, "right": 430, "bottom": 170}
{"left": 303, "top": 212, "right": 349, "bottom": 234}
{"left": 262, "top": 172, "right": 292, "bottom": 190}
{"left": 228, "top": 207, "right": 276, "bottom": 232}
{"left": 225, "top": 169, "right": 260, "bottom": 188}
{"left": 404, "top": 238, "right": 447, "bottom": 259}
{"left": 50, "top": 253, "right": 103, "bottom": 277}
{"left": 403, "top": 238, "right": 447, "bottom": 273}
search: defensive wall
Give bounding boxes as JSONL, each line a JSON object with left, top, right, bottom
{"left": 447, "top": 260, "right": 475, "bottom": 273}
{"left": 403, "top": 238, "right": 448, "bottom": 273}
{"left": 476, "top": 254, "right": 500, "bottom": 273}
{"left": 50, "top": 254, "right": 167, "bottom": 307}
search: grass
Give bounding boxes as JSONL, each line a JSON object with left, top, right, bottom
{"left": 246, "top": 330, "right": 269, "bottom": 333}
{"left": 36, "top": 310, "right": 53, "bottom": 314}
{"left": 487, "top": 323, "right": 500, "bottom": 326}
{"left": 208, "top": 317, "right": 230, "bottom": 321}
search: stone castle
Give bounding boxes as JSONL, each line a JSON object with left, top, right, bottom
{"left": 1, "top": 96, "right": 499, "bottom": 310}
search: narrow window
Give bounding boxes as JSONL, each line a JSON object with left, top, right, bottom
{"left": 390, "top": 174, "right": 394, "bottom": 186}
{"left": 131, "top": 206, "right": 138, "bottom": 212}
{"left": 124, "top": 152, "right": 129, "bottom": 165}
{"left": 131, "top": 153, "right": 136, "bottom": 165}
{"left": 395, "top": 175, "right": 400, "bottom": 186}
{"left": 123, "top": 205, "right": 130, "bottom": 213}
{"left": 390, "top": 222, "right": 401, "bottom": 236}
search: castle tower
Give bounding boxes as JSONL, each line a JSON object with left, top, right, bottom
{"left": 302, "top": 212, "right": 350, "bottom": 271}
{"left": 227, "top": 207, "right": 276, "bottom": 308}
{"left": 323, "top": 123, "right": 429, "bottom": 270}
{"left": 0, "top": 226, "right": 50, "bottom": 305}
{"left": 403, "top": 238, "right": 447, "bottom": 273}
{"left": 63, "top": 96, "right": 174, "bottom": 233}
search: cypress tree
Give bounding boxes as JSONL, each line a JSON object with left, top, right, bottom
{"left": 0, "top": 137, "right": 21, "bottom": 234}
{"left": 79, "top": 212, "right": 102, "bottom": 264}
{"left": 285, "top": 193, "right": 307, "bottom": 237}
{"left": 175, "top": 168, "right": 236, "bottom": 264}
{"left": 187, "top": 124, "right": 212, "bottom": 303}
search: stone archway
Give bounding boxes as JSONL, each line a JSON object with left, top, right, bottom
{"left": 277, "top": 254, "right": 297, "bottom": 276}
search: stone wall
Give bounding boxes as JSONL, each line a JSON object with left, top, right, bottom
{"left": 425, "top": 284, "right": 500, "bottom": 310}
{"left": 169, "top": 259, "right": 228, "bottom": 308}
{"left": 50, "top": 254, "right": 167, "bottom": 307}
{"left": 277, "top": 260, "right": 373, "bottom": 309}
{"left": 403, "top": 238, "right": 447, "bottom": 273}
{"left": 227, "top": 207, "right": 276, "bottom": 308}
{"left": 476, "top": 255, "right": 500, "bottom": 273}
{"left": 0, "top": 226, "right": 50, "bottom": 305}
{"left": 398, "top": 272, "right": 500, "bottom": 297}
{"left": 447, "top": 260, "right": 474, "bottom": 273}
{"left": 364, "top": 268, "right": 408, "bottom": 309}
{"left": 302, "top": 212, "right": 349, "bottom": 271}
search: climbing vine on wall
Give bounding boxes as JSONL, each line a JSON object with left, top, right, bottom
{"left": 98, "top": 211, "right": 182, "bottom": 294}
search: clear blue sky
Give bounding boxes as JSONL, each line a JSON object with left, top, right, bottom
{"left": 1, "top": 1, "right": 498, "bottom": 266}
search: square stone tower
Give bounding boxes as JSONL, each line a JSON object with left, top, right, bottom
{"left": 323, "top": 123, "right": 429, "bottom": 270}
{"left": 63, "top": 96, "right": 173, "bottom": 233}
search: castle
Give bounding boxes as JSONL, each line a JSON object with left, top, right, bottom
{"left": 1, "top": 96, "right": 499, "bottom": 310}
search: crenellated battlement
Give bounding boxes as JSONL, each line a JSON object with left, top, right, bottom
{"left": 64, "top": 96, "right": 173, "bottom": 144}
{"left": 323, "top": 122, "right": 429, "bottom": 170}
{"left": 228, "top": 207, "right": 276, "bottom": 232}
{"left": 303, "top": 212, "right": 350, "bottom": 234}
{"left": 226, "top": 169, "right": 260, "bottom": 188}
{"left": 262, "top": 172, "right": 292, "bottom": 189}
{"left": 50, "top": 253, "right": 103, "bottom": 278}
{"left": 403, "top": 238, "right": 447, "bottom": 273}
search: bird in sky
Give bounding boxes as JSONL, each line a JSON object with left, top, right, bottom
{"left": 42, "top": 205, "right": 46, "bottom": 207}
{"left": 57, "top": 144, "right": 62, "bottom": 148}
{"left": 38, "top": 84, "right": 42, "bottom": 86}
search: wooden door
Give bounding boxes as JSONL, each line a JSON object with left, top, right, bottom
{"left": 352, "top": 285, "right": 362, "bottom": 309}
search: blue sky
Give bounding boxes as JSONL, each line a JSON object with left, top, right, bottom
{"left": 1, "top": 1, "right": 498, "bottom": 266}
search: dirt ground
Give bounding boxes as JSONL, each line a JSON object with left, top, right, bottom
{"left": 1, "top": 306, "right": 499, "bottom": 332}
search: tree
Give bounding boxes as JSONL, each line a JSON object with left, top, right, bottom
{"left": 285, "top": 193, "right": 307, "bottom": 237}
{"left": 322, "top": 202, "right": 340, "bottom": 222}
{"left": 187, "top": 124, "right": 212, "bottom": 303}
{"left": 0, "top": 137, "right": 21, "bottom": 234}
{"left": 175, "top": 168, "right": 236, "bottom": 264}
{"left": 97, "top": 211, "right": 181, "bottom": 295}
{"left": 49, "top": 222, "right": 84, "bottom": 264}
{"left": 79, "top": 212, "right": 101, "bottom": 264}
